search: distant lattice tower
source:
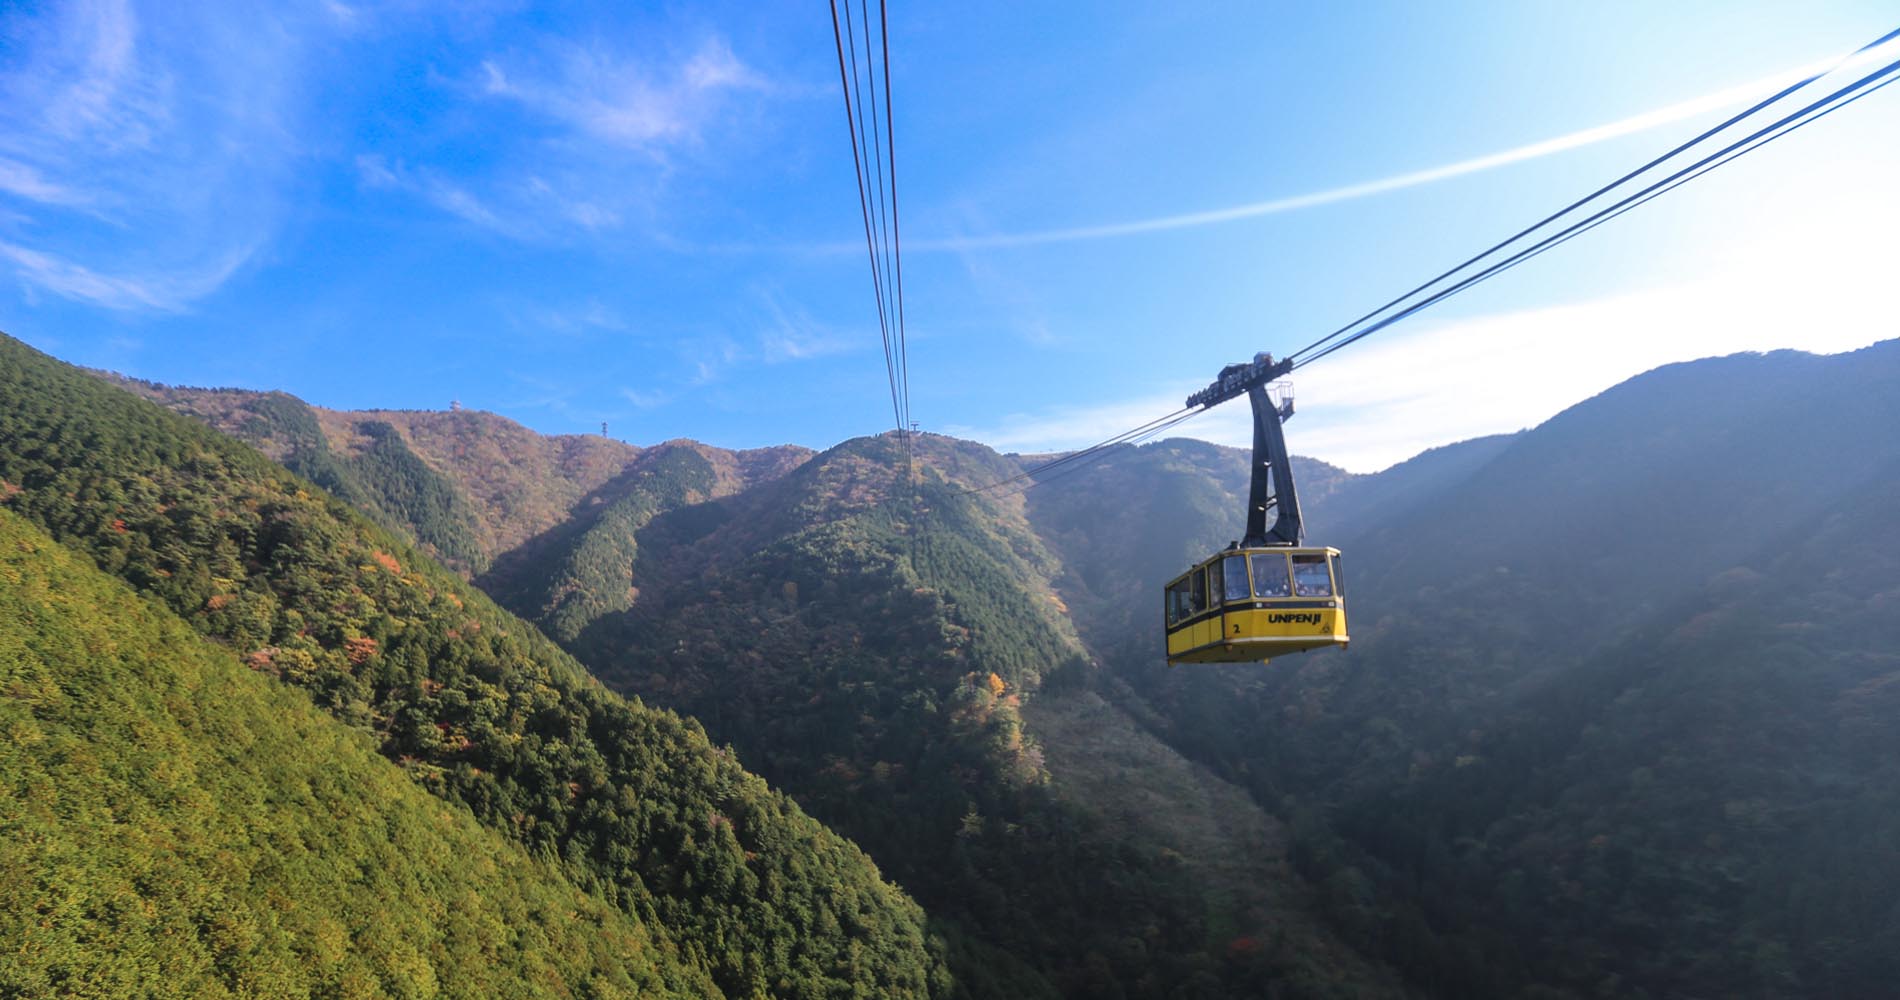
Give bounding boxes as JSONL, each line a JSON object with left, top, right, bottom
{"left": 601, "top": 421, "right": 609, "bottom": 437}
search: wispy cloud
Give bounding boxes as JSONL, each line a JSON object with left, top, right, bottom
{"left": 758, "top": 294, "right": 862, "bottom": 363}
{"left": 0, "top": 1, "right": 322, "bottom": 310}
{"left": 513, "top": 297, "right": 629, "bottom": 338}
{"left": 361, "top": 33, "right": 771, "bottom": 239}
{"left": 647, "top": 293, "right": 868, "bottom": 397}
{"left": 0, "top": 239, "right": 248, "bottom": 311}
{"left": 689, "top": 357, "right": 724, "bottom": 387}
{"left": 954, "top": 249, "right": 1060, "bottom": 345}
{"left": 480, "top": 37, "right": 766, "bottom": 151}
{"left": 914, "top": 37, "right": 1900, "bottom": 252}
{"left": 525, "top": 175, "right": 620, "bottom": 229}
{"left": 23, "top": 0, "right": 162, "bottom": 152}
{"left": 425, "top": 181, "right": 506, "bottom": 231}
{"left": 619, "top": 386, "right": 672, "bottom": 409}
{"left": 0, "top": 157, "right": 89, "bottom": 206}
{"left": 942, "top": 389, "right": 1202, "bottom": 457}
{"left": 358, "top": 153, "right": 524, "bottom": 235}
{"left": 949, "top": 220, "right": 1895, "bottom": 473}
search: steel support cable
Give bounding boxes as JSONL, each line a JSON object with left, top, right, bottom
{"left": 980, "top": 408, "right": 1207, "bottom": 500}
{"left": 958, "top": 33, "right": 1899, "bottom": 498}
{"left": 857, "top": 0, "right": 901, "bottom": 408}
{"left": 1010, "top": 407, "right": 1195, "bottom": 478}
{"left": 950, "top": 405, "right": 1197, "bottom": 496}
{"left": 1338, "top": 71, "right": 1900, "bottom": 347}
{"left": 869, "top": 0, "right": 914, "bottom": 477}
{"left": 831, "top": 0, "right": 904, "bottom": 432}
{"left": 849, "top": 0, "right": 905, "bottom": 431}
{"left": 1292, "top": 54, "right": 1900, "bottom": 370}
{"left": 880, "top": 0, "right": 915, "bottom": 462}
{"left": 1284, "top": 24, "right": 1900, "bottom": 368}
{"left": 951, "top": 412, "right": 1195, "bottom": 498}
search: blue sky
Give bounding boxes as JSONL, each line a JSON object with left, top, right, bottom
{"left": 3, "top": 1, "right": 1896, "bottom": 471}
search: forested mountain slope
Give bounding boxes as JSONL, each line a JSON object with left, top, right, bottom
{"left": 95, "top": 352, "right": 1399, "bottom": 997}
{"left": 476, "top": 439, "right": 806, "bottom": 645}
{"left": 79, "top": 334, "right": 1898, "bottom": 998}
{"left": 0, "top": 508, "right": 714, "bottom": 999}
{"left": 105, "top": 375, "right": 813, "bottom": 578}
{"left": 1027, "top": 341, "right": 1900, "bottom": 996}
{"left": 521, "top": 432, "right": 1401, "bottom": 998}
{"left": 3, "top": 334, "right": 945, "bottom": 999}
{"left": 1331, "top": 454, "right": 1900, "bottom": 996}
{"left": 1304, "top": 434, "right": 1517, "bottom": 543}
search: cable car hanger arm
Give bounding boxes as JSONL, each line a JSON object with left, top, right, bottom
{"left": 1184, "top": 351, "right": 1293, "bottom": 410}
{"left": 1183, "top": 353, "right": 1304, "bottom": 548}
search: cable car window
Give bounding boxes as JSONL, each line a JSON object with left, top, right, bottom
{"left": 1207, "top": 559, "right": 1224, "bottom": 607}
{"left": 1251, "top": 553, "right": 1291, "bottom": 598}
{"left": 1189, "top": 568, "right": 1207, "bottom": 614}
{"left": 1292, "top": 554, "right": 1334, "bottom": 597}
{"left": 1222, "top": 555, "right": 1251, "bottom": 603}
{"left": 1330, "top": 553, "right": 1347, "bottom": 597}
{"left": 1165, "top": 578, "right": 1190, "bottom": 625}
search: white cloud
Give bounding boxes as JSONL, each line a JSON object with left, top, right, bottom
{"left": 354, "top": 153, "right": 400, "bottom": 189}
{"left": 912, "top": 34, "right": 1900, "bottom": 252}
{"left": 520, "top": 297, "right": 628, "bottom": 336}
{"left": 481, "top": 36, "right": 765, "bottom": 150}
{"left": 951, "top": 238, "right": 1894, "bottom": 474}
{"left": 357, "top": 154, "right": 520, "bottom": 236}
{"left": 425, "top": 181, "right": 507, "bottom": 231}
{"left": 29, "top": 0, "right": 158, "bottom": 149}
{"left": 361, "top": 34, "right": 767, "bottom": 238}
{"left": 947, "top": 68, "right": 1900, "bottom": 474}
{"left": 0, "top": 1, "right": 319, "bottom": 309}
{"left": 762, "top": 327, "right": 857, "bottom": 362}
{"left": 526, "top": 176, "right": 620, "bottom": 229}
{"left": 757, "top": 294, "right": 862, "bottom": 363}
{"left": 939, "top": 388, "right": 1181, "bottom": 455}
{"left": 619, "top": 386, "right": 671, "bottom": 409}
{"left": 0, "top": 239, "right": 248, "bottom": 311}
{"left": 0, "top": 157, "right": 88, "bottom": 206}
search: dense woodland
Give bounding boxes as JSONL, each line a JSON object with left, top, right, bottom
{"left": 2, "top": 335, "right": 946, "bottom": 999}
{"left": 11, "top": 331, "right": 1900, "bottom": 998}
{"left": 1025, "top": 343, "right": 1900, "bottom": 997}
{"left": 0, "top": 509, "right": 715, "bottom": 998}
{"left": 564, "top": 435, "right": 1232, "bottom": 997}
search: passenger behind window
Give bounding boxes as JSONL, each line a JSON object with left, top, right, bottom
{"left": 1251, "top": 553, "right": 1291, "bottom": 598}
{"left": 1292, "top": 556, "right": 1333, "bottom": 597}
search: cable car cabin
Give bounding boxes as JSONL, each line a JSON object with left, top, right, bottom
{"left": 1163, "top": 547, "right": 1348, "bottom": 665}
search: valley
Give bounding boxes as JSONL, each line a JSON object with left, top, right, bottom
{"left": 5, "top": 7, "right": 1894, "bottom": 997}
{"left": 16, "top": 334, "right": 1889, "bottom": 996}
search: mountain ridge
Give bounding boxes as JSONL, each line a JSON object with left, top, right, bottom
{"left": 9, "top": 334, "right": 948, "bottom": 998}
{"left": 57, "top": 336, "right": 1900, "bottom": 997}
{"left": 1023, "top": 339, "right": 1900, "bottom": 996}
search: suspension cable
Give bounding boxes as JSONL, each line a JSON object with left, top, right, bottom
{"left": 1284, "top": 25, "right": 1900, "bottom": 368}
{"left": 950, "top": 406, "right": 1197, "bottom": 497}
{"left": 831, "top": 0, "right": 916, "bottom": 484}
{"left": 1422, "top": 71, "right": 1900, "bottom": 326}
{"left": 956, "top": 28, "right": 1899, "bottom": 497}
{"left": 880, "top": 0, "right": 914, "bottom": 478}
{"left": 1293, "top": 53, "right": 1900, "bottom": 370}
{"left": 829, "top": 0, "right": 903, "bottom": 434}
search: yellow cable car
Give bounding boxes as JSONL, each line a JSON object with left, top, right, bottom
{"left": 1163, "top": 353, "right": 1350, "bottom": 665}
{"left": 1164, "top": 546, "right": 1347, "bottom": 663}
